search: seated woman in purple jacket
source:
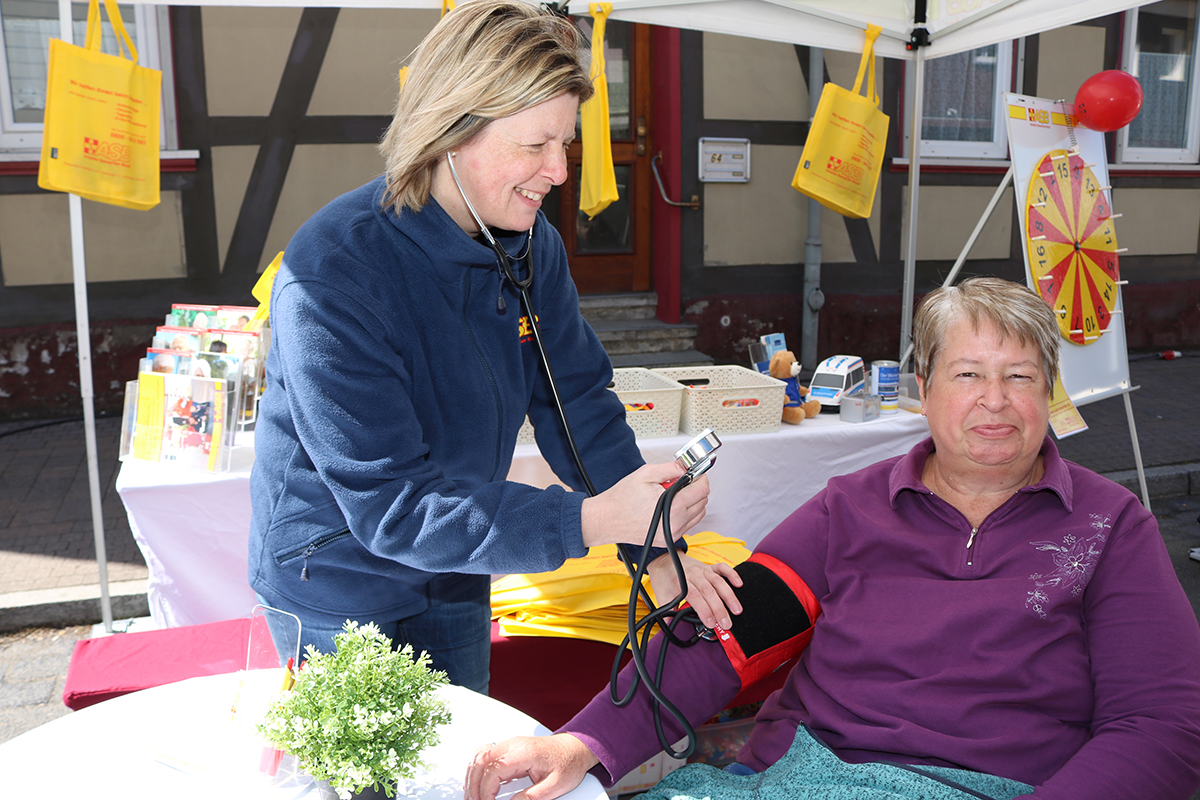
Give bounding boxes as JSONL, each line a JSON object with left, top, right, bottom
{"left": 464, "top": 277, "right": 1200, "bottom": 800}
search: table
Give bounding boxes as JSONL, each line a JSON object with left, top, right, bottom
{"left": 0, "top": 672, "right": 608, "bottom": 800}
{"left": 117, "top": 411, "right": 929, "bottom": 628}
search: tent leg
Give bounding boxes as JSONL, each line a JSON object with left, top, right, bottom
{"left": 900, "top": 47, "right": 926, "bottom": 365}
{"left": 1123, "top": 390, "right": 1152, "bottom": 512}
{"left": 69, "top": 192, "right": 114, "bottom": 633}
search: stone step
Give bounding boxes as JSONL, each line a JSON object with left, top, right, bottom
{"left": 578, "top": 292, "right": 657, "bottom": 323}
{"left": 589, "top": 318, "right": 699, "bottom": 355}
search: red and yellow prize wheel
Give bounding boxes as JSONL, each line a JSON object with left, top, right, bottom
{"left": 1024, "top": 148, "right": 1120, "bottom": 346}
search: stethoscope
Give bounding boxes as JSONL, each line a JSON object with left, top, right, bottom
{"left": 446, "top": 150, "right": 535, "bottom": 315}
{"left": 445, "top": 149, "right": 597, "bottom": 496}
{"left": 446, "top": 149, "right": 705, "bottom": 757}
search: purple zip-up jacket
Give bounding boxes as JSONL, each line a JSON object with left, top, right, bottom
{"left": 564, "top": 436, "right": 1200, "bottom": 800}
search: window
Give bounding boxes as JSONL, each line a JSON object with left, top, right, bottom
{"left": 905, "top": 42, "right": 1016, "bottom": 160}
{"left": 0, "top": 0, "right": 174, "bottom": 150}
{"left": 1118, "top": 0, "right": 1200, "bottom": 164}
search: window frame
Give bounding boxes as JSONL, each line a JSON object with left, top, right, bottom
{"left": 1116, "top": 3, "right": 1200, "bottom": 165}
{"left": 903, "top": 39, "right": 1020, "bottom": 162}
{"left": 0, "top": 1, "right": 178, "bottom": 151}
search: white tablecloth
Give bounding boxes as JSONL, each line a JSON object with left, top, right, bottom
{"left": 0, "top": 673, "right": 607, "bottom": 800}
{"left": 117, "top": 411, "right": 929, "bottom": 628}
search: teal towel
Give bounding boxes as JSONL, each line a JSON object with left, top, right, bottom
{"left": 639, "top": 726, "right": 1033, "bottom": 800}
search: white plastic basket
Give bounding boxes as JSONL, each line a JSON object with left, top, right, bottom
{"left": 653, "top": 365, "right": 786, "bottom": 435}
{"left": 515, "top": 368, "right": 683, "bottom": 445}
{"left": 608, "top": 367, "right": 684, "bottom": 439}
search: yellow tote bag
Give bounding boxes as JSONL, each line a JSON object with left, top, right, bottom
{"left": 791, "top": 24, "right": 889, "bottom": 219}
{"left": 38, "top": 0, "right": 162, "bottom": 210}
{"left": 579, "top": 2, "right": 619, "bottom": 219}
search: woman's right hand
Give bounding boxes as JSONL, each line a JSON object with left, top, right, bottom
{"left": 464, "top": 734, "right": 599, "bottom": 800}
{"left": 579, "top": 462, "right": 709, "bottom": 549}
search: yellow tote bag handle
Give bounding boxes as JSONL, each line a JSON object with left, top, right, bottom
{"left": 84, "top": 0, "right": 138, "bottom": 63}
{"left": 850, "top": 23, "right": 881, "bottom": 106}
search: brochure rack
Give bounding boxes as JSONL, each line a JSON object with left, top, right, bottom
{"left": 120, "top": 303, "right": 266, "bottom": 473}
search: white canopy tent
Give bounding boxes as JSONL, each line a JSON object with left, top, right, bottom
{"left": 65, "top": 0, "right": 1149, "bottom": 626}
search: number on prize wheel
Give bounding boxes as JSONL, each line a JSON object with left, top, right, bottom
{"left": 1024, "top": 148, "right": 1120, "bottom": 346}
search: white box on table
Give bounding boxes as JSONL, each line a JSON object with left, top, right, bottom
{"left": 609, "top": 367, "right": 684, "bottom": 439}
{"left": 652, "top": 365, "right": 786, "bottom": 436}
{"left": 516, "top": 367, "right": 684, "bottom": 444}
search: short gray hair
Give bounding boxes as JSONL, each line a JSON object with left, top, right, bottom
{"left": 379, "top": 0, "right": 594, "bottom": 216}
{"left": 913, "top": 276, "right": 1060, "bottom": 395}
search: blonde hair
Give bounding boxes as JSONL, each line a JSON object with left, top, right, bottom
{"left": 380, "top": 0, "right": 594, "bottom": 216}
{"left": 913, "top": 276, "right": 1060, "bottom": 395}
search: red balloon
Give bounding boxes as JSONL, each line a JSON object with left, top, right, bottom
{"left": 1074, "top": 70, "right": 1144, "bottom": 132}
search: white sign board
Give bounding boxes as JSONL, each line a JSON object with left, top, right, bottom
{"left": 1005, "top": 93, "right": 1132, "bottom": 408}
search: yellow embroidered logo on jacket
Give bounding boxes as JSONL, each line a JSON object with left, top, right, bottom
{"left": 518, "top": 314, "right": 538, "bottom": 343}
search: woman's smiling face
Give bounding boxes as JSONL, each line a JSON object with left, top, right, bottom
{"left": 918, "top": 316, "right": 1051, "bottom": 474}
{"left": 442, "top": 92, "right": 579, "bottom": 235}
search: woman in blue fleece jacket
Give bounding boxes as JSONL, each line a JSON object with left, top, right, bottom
{"left": 248, "top": 0, "right": 738, "bottom": 691}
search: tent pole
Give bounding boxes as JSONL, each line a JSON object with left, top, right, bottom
{"left": 58, "top": 0, "right": 113, "bottom": 636}
{"left": 900, "top": 46, "right": 925, "bottom": 364}
{"left": 69, "top": 193, "right": 114, "bottom": 634}
{"left": 801, "top": 45, "right": 825, "bottom": 371}
{"left": 1123, "top": 391, "right": 1152, "bottom": 512}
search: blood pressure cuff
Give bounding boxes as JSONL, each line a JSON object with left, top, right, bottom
{"left": 711, "top": 552, "right": 821, "bottom": 689}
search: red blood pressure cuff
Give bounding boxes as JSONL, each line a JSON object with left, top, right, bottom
{"left": 711, "top": 552, "right": 821, "bottom": 689}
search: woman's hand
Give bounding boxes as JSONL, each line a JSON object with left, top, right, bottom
{"left": 646, "top": 553, "right": 743, "bottom": 630}
{"left": 464, "top": 734, "right": 599, "bottom": 800}
{"left": 579, "top": 463, "right": 709, "bottom": 549}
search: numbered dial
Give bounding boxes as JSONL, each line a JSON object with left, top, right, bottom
{"left": 1025, "top": 149, "right": 1120, "bottom": 346}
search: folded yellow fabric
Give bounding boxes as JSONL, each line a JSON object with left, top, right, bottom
{"left": 492, "top": 531, "right": 750, "bottom": 645}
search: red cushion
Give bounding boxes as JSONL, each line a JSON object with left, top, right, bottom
{"left": 488, "top": 622, "right": 788, "bottom": 730}
{"left": 62, "top": 618, "right": 251, "bottom": 710}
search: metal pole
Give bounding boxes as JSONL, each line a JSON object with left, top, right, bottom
{"left": 801, "top": 46, "right": 825, "bottom": 371}
{"left": 900, "top": 46, "right": 925, "bottom": 363}
{"left": 60, "top": 0, "right": 113, "bottom": 632}
{"left": 1123, "top": 392, "right": 1152, "bottom": 512}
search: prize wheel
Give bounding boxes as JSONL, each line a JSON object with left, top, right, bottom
{"left": 1024, "top": 148, "right": 1120, "bottom": 346}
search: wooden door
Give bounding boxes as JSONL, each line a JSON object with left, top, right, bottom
{"left": 542, "top": 19, "right": 653, "bottom": 295}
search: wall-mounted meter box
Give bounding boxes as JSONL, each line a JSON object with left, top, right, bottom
{"left": 698, "top": 137, "right": 751, "bottom": 183}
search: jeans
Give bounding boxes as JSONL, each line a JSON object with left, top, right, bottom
{"left": 255, "top": 572, "right": 492, "bottom": 694}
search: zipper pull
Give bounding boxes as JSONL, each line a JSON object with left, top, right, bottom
{"left": 966, "top": 527, "right": 978, "bottom": 566}
{"left": 300, "top": 544, "right": 316, "bottom": 581}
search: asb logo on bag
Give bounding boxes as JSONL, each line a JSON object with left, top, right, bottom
{"left": 83, "top": 137, "right": 133, "bottom": 166}
{"left": 825, "top": 155, "right": 864, "bottom": 182}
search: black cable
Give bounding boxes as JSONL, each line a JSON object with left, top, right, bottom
{"left": 514, "top": 253, "right": 699, "bottom": 756}
{"left": 609, "top": 475, "right": 707, "bottom": 759}
{"left": 517, "top": 282, "right": 597, "bottom": 498}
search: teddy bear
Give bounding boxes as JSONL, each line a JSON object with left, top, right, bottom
{"left": 769, "top": 350, "right": 822, "bottom": 424}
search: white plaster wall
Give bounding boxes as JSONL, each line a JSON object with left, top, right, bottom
{"left": 899, "top": 184, "right": 1014, "bottom": 263}
{"left": 0, "top": 193, "right": 185, "bottom": 286}
{"left": 703, "top": 32, "right": 807, "bottom": 121}
{"left": 1112, "top": 188, "right": 1200, "bottom": 256}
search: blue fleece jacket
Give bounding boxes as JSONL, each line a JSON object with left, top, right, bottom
{"left": 248, "top": 177, "right": 644, "bottom": 619}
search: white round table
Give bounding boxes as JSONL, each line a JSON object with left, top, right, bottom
{"left": 0, "top": 672, "right": 607, "bottom": 800}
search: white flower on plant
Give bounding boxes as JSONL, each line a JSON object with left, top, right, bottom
{"left": 256, "top": 619, "right": 452, "bottom": 799}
